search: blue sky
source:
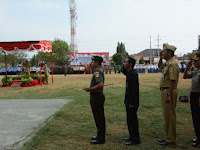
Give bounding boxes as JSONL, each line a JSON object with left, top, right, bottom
{"left": 0, "top": 0, "right": 200, "bottom": 57}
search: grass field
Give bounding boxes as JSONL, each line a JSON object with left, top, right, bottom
{"left": 0, "top": 73, "right": 196, "bottom": 150}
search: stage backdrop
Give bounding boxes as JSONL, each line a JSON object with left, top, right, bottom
{"left": 70, "top": 52, "right": 110, "bottom": 65}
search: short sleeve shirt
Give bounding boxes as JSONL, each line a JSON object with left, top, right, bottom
{"left": 44, "top": 68, "right": 50, "bottom": 76}
{"left": 187, "top": 69, "right": 200, "bottom": 93}
{"left": 160, "top": 58, "right": 179, "bottom": 88}
{"left": 90, "top": 66, "right": 104, "bottom": 93}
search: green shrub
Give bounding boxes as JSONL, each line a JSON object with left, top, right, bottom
{"left": 37, "top": 75, "right": 45, "bottom": 82}
{"left": 21, "top": 76, "right": 33, "bottom": 84}
{"left": 2, "top": 76, "right": 12, "bottom": 85}
{"left": 12, "top": 76, "right": 22, "bottom": 80}
{"left": 30, "top": 73, "right": 39, "bottom": 79}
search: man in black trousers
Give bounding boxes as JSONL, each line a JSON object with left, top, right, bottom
{"left": 84, "top": 56, "right": 105, "bottom": 144}
{"left": 122, "top": 57, "right": 140, "bottom": 146}
{"left": 183, "top": 53, "right": 200, "bottom": 147}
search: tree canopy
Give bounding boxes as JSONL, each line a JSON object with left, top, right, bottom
{"left": 30, "top": 38, "right": 71, "bottom": 66}
{"left": 186, "top": 51, "right": 199, "bottom": 59}
{"left": 112, "top": 53, "right": 123, "bottom": 65}
{"left": 0, "top": 52, "right": 28, "bottom": 67}
{"left": 112, "top": 42, "right": 129, "bottom": 65}
{"left": 116, "top": 42, "right": 129, "bottom": 58}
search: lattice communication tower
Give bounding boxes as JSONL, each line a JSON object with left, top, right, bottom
{"left": 69, "top": 0, "right": 78, "bottom": 53}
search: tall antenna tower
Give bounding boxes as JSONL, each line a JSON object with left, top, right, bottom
{"left": 69, "top": 0, "right": 78, "bottom": 54}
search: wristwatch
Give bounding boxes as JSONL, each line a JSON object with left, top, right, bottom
{"left": 167, "top": 93, "right": 171, "bottom": 96}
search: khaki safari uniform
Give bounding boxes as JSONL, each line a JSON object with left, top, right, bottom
{"left": 44, "top": 67, "right": 50, "bottom": 85}
{"left": 25, "top": 63, "right": 30, "bottom": 76}
{"left": 90, "top": 66, "right": 106, "bottom": 142}
{"left": 159, "top": 54, "right": 179, "bottom": 144}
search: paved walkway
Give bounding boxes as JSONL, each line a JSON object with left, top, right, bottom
{"left": 0, "top": 99, "right": 69, "bottom": 150}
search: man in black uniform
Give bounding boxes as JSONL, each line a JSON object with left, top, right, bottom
{"left": 122, "top": 57, "right": 140, "bottom": 146}
{"left": 84, "top": 56, "right": 106, "bottom": 144}
{"left": 183, "top": 53, "right": 200, "bottom": 147}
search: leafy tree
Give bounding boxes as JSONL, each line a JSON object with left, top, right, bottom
{"left": 139, "top": 57, "right": 145, "bottom": 64}
{"left": 116, "top": 42, "right": 129, "bottom": 58}
{"left": 112, "top": 53, "right": 123, "bottom": 65}
{"left": 30, "top": 54, "right": 39, "bottom": 66}
{"left": 186, "top": 51, "right": 199, "bottom": 59}
{"left": 31, "top": 38, "right": 71, "bottom": 66}
{"left": 0, "top": 52, "right": 27, "bottom": 67}
{"left": 52, "top": 38, "right": 70, "bottom": 66}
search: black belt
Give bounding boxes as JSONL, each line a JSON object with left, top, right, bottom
{"left": 160, "top": 87, "right": 169, "bottom": 90}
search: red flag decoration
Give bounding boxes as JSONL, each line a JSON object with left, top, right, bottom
{"left": 0, "top": 41, "right": 52, "bottom": 53}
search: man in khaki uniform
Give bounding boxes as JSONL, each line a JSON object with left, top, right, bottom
{"left": 25, "top": 60, "right": 30, "bottom": 77}
{"left": 44, "top": 64, "right": 50, "bottom": 85}
{"left": 157, "top": 43, "right": 179, "bottom": 146}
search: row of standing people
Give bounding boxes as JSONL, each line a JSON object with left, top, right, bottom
{"left": 83, "top": 43, "right": 200, "bottom": 148}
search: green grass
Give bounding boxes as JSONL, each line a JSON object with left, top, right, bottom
{"left": 0, "top": 73, "right": 196, "bottom": 150}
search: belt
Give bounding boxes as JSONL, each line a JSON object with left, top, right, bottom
{"left": 160, "top": 87, "right": 169, "bottom": 90}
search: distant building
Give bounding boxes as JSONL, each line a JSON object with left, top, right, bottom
{"left": 134, "top": 49, "right": 162, "bottom": 64}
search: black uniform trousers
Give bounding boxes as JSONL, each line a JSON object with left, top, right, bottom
{"left": 190, "top": 92, "right": 200, "bottom": 142}
{"left": 90, "top": 93, "right": 106, "bottom": 142}
{"left": 125, "top": 104, "right": 140, "bottom": 143}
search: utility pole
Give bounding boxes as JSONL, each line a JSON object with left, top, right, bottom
{"left": 155, "top": 34, "right": 161, "bottom": 57}
{"left": 198, "top": 35, "right": 200, "bottom": 53}
{"left": 149, "top": 35, "right": 152, "bottom": 65}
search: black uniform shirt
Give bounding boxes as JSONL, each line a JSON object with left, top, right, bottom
{"left": 124, "top": 69, "right": 139, "bottom": 108}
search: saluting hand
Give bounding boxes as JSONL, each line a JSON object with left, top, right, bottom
{"left": 186, "top": 60, "right": 193, "bottom": 69}
{"left": 160, "top": 51, "right": 163, "bottom": 59}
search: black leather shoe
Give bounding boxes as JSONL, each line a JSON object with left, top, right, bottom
{"left": 192, "top": 142, "right": 200, "bottom": 147}
{"left": 125, "top": 141, "right": 140, "bottom": 146}
{"left": 91, "top": 136, "right": 96, "bottom": 140}
{"left": 191, "top": 139, "right": 197, "bottom": 143}
{"left": 159, "top": 141, "right": 174, "bottom": 146}
{"left": 157, "top": 139, "right": 166, "bottom": 143}
{"left": 123, "top": 138, "right": 130, "bottom": 142}
{"left": 90, "top": 140, "right": 105, "bottom": 144}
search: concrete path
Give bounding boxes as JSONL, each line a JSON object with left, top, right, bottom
{"left": 0, "top": 99, "right": 69, "bottom": 150}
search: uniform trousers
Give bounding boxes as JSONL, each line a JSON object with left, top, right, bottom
{"left": 161, "top": 89, "right": 177, "bottom": 144}
{"left": 125, "top": 104, "right": 140, "bottom": 143}
{"left": 190, "top": 92, "right": 200, "bottom": 143}
{"left": 90, "top": 93, "right": 106, "bottom": 142}
{"left": 45, "top": 75, "right": 48, "bottom": 85}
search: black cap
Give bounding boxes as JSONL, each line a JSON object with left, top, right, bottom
{"left": 92, "top": 56, "right": 103, "bottom": 63}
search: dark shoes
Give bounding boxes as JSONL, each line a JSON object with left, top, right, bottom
{"left": 124, "top": 138, "right": 140, "bottom": 146}
{"left": 191, "top": 139, "right": 200, "bottom": 147}
{"left": 192, "top": 142, "right": 200, "bottom": 147}
{"left": 123, "top": 138, "right": 130, "bottom": 142}
{"left": 157, "top": 139, "right": 166, "bottom": 143}
{"left": 191, "top": 139, "right": 197, "bottom": 143}
{"left": 90, "top": 140, "right": 105, "bottom": 144}
{"left": 91, "top": 136, "right": 96, "bottom": 140}
{"left": 159, "top": 141, "right": 174, "bottom": 146}
{"left": 125, "top": 141, "right": 140, "bottom": 146}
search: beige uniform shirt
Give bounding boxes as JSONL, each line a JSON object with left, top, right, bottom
{"left": 44, "top": 68, "right": 50, "bottom": 76}
{"left": 160, "top": 57, "right": 179, "bottom": 88}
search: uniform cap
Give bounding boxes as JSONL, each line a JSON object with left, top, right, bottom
{"left": 163, "top": 43, "right": 177, "bottom": 52}
{"left": 191, "top": 53, "right": 200, "bottom": 61}
{"left": 92, "top": 56, "right": 103, "bottom": 63}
